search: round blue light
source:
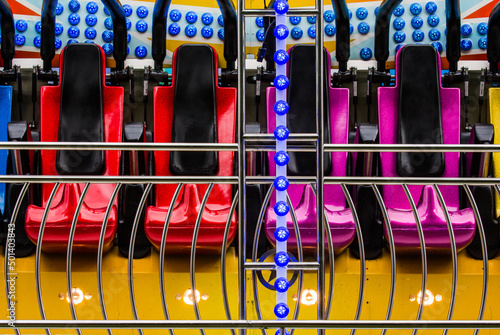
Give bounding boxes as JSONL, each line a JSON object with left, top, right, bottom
{"left": 168, "top": 23, "right": 181, "bottom": 36}
{"left": 393, "top": 17, "right": 405, "bottom": 30}
{"left": 35, "top": 21, "right": 41, "bottom": 33}
{"left": 349, "top": 9, "right": 353, "bottom": 19}
{"left": 410, "top": 3, "right": 422, "bottom": 15}
{"left": 274, "top": 227, "right": 290, "bottom": 242}
{"left": 85, "top": 27, "right": 96, "bottom": 39}
{"left": 127, "top": 46, "right": 130, "bottom": 55}
{"left": 360, "top": 47, "right": 372, "bottom": 60}
{"left": 274, "top": 0, "right": 289, "bottom": 15}
{"left": 375, "top": 6, "right": 379, "bottom": 15}
{"left": 67, "top": 39, "right": 79, "bottom": 45}
{"left": 274, "top": 100, "right": 289, "bottom": 115}
{"left": 55, "top": 37, "right": 62, "bottom": 49}
{"left": 136, "top": 20, "right": 148, "bottom": 33}
{"left": 307, "top": 16, "right": 316, "bottom": 24}
{"left": 395, "top": 43, "right": 405, "bottom": 52}
{"left": 274, "top": 125, "right": 290, "bottom": 141}
{"left": 274, "top": 201, "right": 289, "bottom": 216}
{"left": 289, "top": 16, "right": 301, "bottom": 25}
{"left": 16, "top": 20, "right": 27, "bottom": 32}
{"left": 428, "top": 14, "right": 440, "bottom": 27}
{"left": 356, "top": 7, "right": 368, "bottom": 20}
{"left": 274, "top": 251, "right": 289, "bottom": 267}
{"left": 126, "top": 18, "right": 132, "bottom": 30}
{"left": 14, "top": 34, "right": 25, "bottom": 46}
{"left": 104, "top": 17, "right": 113, "bottom": 29}
{"left": 274, "top": 176, "right": 289, "bottom": 192}
{"left": 429, "top": 29, "right": 441, "bottom": 41}
{"left": 201, "top": 26, "right": 213, "bottom": 38}
{"left": 86, "top": 14, "right": 97, "bottom": 26}
{"left": 202, "top": 12, "right": 214, "bottom": 25}
{"left": 308, "top": 26, "right": 316, "bottom": 38}
{"left": 186, "top": 11, "right": 198, "bottom": 23}
{"left": 324, "top": 10, "right": 334, "bottom": 22}
{"left": 413, "top": 29, "right": 424, "bottom": 42}
{"left": 103, "top": 43, "right": 113, "bottom": 55}
{"left": 255, "top": 17, "right": 263, "bottom": 27}
{"left": 102, "top": 30, "right": 113, "bottom": 42}
{"left": 137, "top": 6, "right": 149, "bottom": 18}
{"left": 54, "top": 23, "right": 64, "bottom": 36}
{"left": 185, "top": 24, "right": 197, "bottom": 37}
{"left": 69, "top": 0, "right": 80, "bottom": 12}
{"left": 127, "top": 33, "right": 131, "bottom": 43}
{"left": 218, "top": 28, "right": 224, "bottom": 40}
{"left": 358, "top": 22, "right": 370, "bottom": 34}
{"left": 68, "top": 13, "right": 80, "bottom": 25}
{"left": 274, "top": 303, "right": 289, "bottom": 318}
{"left": 350, "top": 24, "right": 354, "bottom": 34}
{"left": 274, "top": 50, "right": 289, "bottom": 65}
{"left": 425, "top": 1, "right": 437, "bottom": 14}
{"left": 86, "top": 2, "right": 98, "bottom": 14}
{"left": 218, "top": 15, "right": 224, "bottom": 26}
{"left": 68, "top": 26, "right": 80, "bottom": 38}
{"left": 461, "top": 38, "right": 472, "bottom": 51}
{"left": 325, "top": 24, "right": 336, "bottom": 36}
{"left": 461, "top": 24, "right": 472, "bottom": 37}
{"left": 103, "top": 6, "right": 110, "bottom": 15}
{"left": 291, "top": 27, "right": 303, "bottom": 39}
{"left": 274, "top": 151, "right": 289, "bottom": 166}
{"left": 275, "top": 329, "right": 290, "bottom": 335}
{"left": 394, "top": 5, "right": 405, "bottom": 16}
{"left": 394, "top": 31, "right": 406, "bottom": 43}
{"left": 274, "top": 277, "right": 289, "bottom": 293}
{"left": 33, "top": 36, "right": 41, "bottom": 48}
{"left": 123, "top": 4, "right": 132, "bottom": 17}
{"left": 274, "top": 75, "right": 289, "bottom": 90}
{"left": 411, "top": 16, "right": 423, "bottom": 29}
{"left": 479, "top": 37, "right": 487, "bottom": 50}
{"left": 274, "top": 24, "right": 289, "bottom": 40}
{"left": 84, "top": 40, "right": 94, "bottom": 44}
{"left": 135, "top": 45, "right": 147, "bottom": 58}
{"left": 431, "top": 41, "right": 443, "bottom": 53}
{"left": 56, "top": 3, "right": 63, "bottom": 15}
{"left": 477, "top": 22, "right": 488, "bottom": 35}
{"left": 170, "top": 9, "right": 182, "bottom": 22}
{"left": 256, "top": 28, "right": 265, "bottom": 42}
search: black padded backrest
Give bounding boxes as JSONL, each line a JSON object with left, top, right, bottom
{"left": 56, "top": 43, "right": 105, "bottom": 175}
{"left": 397, "top": 45, "right": 444, "bottom": 177}
{"left": 287, "top": 45, "right": 332, "bottom": 176}
{"left": 169, "top": 44, "right": 218, "bottom": 176}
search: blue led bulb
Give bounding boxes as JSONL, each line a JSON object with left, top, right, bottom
{"left": 325, "top": 24, "right": 336, "bottom": 36}
{"left": 68, "top": 26, "right": 80, "bottom": 38}
{"left": 350, "top": 24, "right": 354, "bottom": 34}
{"left": 395, "top": 43, "right": 405, "bottom": 52}
{"left": 103, "top": 43, "right": 113, "bottom": 55}
{"left": 291, "top": 27, "right": 303, "bottom": 39}
{"left": 461, "top": 39, "right": 472, "bottom": 51}
{"left": 105, "top": 17, "right": 113, "bottom": 30}
{"left": 429, "top": 29, "right": 441, "bottom": 41}
{"left": 274, "top": 75, "right": 289, "bottom": 90}
{"left": 393, "top": 17, "right": 405, "bottom": 30}
{"left": 86, "top": 14, "right": 97, "bottom": 26}
{"left": 358, "top": 22, "right": 370, "bottom": 34}
{"left": 169, "top": 23, "right": 180, "bottom": 36}
{"left": 85, "top": 40, "right": 94, "bottom": 44}
{"left": 103, "top": 6, "right": 110, "bottom": 15}
{"left": 67, "top": 39, "right": 79, "bottom": 45}
{"left": 69, "top": 0, "right": 80, "bottom": 12}
{"left": 274, "top": 151, "right": 289, "bottom": 166}
{"left": 274, "top": 277, "right": 289, "bottom": 293}
{"left": 274, "top": 176, "right": 289, "bottom": 192}
{"left": 170, "top": 9, "right": 182, "bottom": 22}
{"left": 375, "top": 6, "right": 379, "bottom": 15}
{"left": 255, "top": 17, "right": 263, "bottom": 27}
{"left": 126, "top": 18, "right": 132, "bottom": 30}
{"left": 86, "top": 2, "right": 98, "bottom": 14}
{"left": 274, "top": 125, "right": 289, "bottom": 140}
{"left": 218, "top": 28, "right": 224, "bottom": 40}
{"left": 127, "top": 46, "right": 130, "bottom": 55}
{"left": 55, "top": 37, "right": 62, "bottom": 49}
{"left": 127, "top": 33, "right": 131, "bottom": 43}
{"left": 123, "top": 4, "right": 132, "bottom": 17}
{"left": 274, "top": 303, "right": 289, "bottom": 318}
{"left": 135, "top": 45, "right": 147, "bottom": 58}
{"left": 274, "top": 100, "right": 289, "bottom": 115}
{"left": 56, "top": 3, "right": 63, "bottom": 15}
{"left": 185, "top": 24, "right": 197, "bottom": 37}
{"left": 68, "top": 13, "right": 80, "bottom": 25}
{"left": 412, "top": 30, "right": 424, "bottom": 42}
{"left": 428, "top": 15, "right": 439, "bottom": 27}
{"left": 274, "top": 24, "right": 289, "bottom": 40}
{"left": 102, "top": 30, "right": 113, "bottom": 42}
{"left": 136, "top": 20, "right": 148, "bottom": 33}
{"left": 186, "top": 11, "right": 198, "bottom": 23}
{"left": 256, "top": 28, "right": 265, "bottom": 42}
{"left": 461, "top": 24, "right": 472, "bottom": 37}
{"left": 85, "top": 27, "right": 96, "bottom": 39}
{"left": 202, "top": 26, "right": 213, "bottom": 38}
{"left": 479, "top": 37, "right": 487, "bottom": 50}
{"left": 307, "top": 16, "right": 316, "bottom": 24}
{"left": 137, "top": 6, "right": 148, "bottom": 18}
{"left": 394, "top": 5, "right": 405, "bottom": 16}
{"left": 431, "top": 41, "right": 443, "bottom": 53}
{"left": 218, "top": 15, "right": 224, "bottom": 26}
{"left": 274, "top": 227, "right": 290, "bottom": 242}
{"left": 33, "top": 36, "right": 41, "bottom": 48}
{"left": 425, "top": 1, "right": 437, "bottom": 14}
{"left": 349, "top": 9, "right": 352, "bottom": 19}
{"left": 14, "top": 34, "right": 25, "bottom": 46}
{"left": 289, "top": 16, "right": 301, "bottom": 25}
{"left": 394, "top": 31, "right": 406, "bottom": 43}
{"left": 202, "top": 12, "right": 214, "bottom": 25}
{"left": 308, "top": 26, "right": 316, "bottom": 38}
{"left": 275, "top": 329, "right": 290, "bottom": 335}
{"left": 275, "top": 251, "right": 289, "bottom": 267}
{"left": 274, "top": 0, "right": 289, "bottom": 15}
{"left": 274, "top": 201, "right": 289, "bottom": 216}
{"left": 54, "top": 23, "right": 63, "bottom": 36}
{"left": 324, "top": 10, "right": 334, "bottom": 22}
{"left": 410, "top": 3, "right": 422, "bottom": 15}
{"left": 411, "top": 16, "right": 423, "bottom": 29}
{"left": 35, "top": 21, "right": 42, "bottom": 33}
{"left": 360, "top": 47, "right": 372, "bottom": 60}
{"left": 16, "top": 20, "right": 27, "bottom": 32}
{"left": 477, "top": 22, "right": 488, "bottom": 35}
{"left": 356, "top": 7, "right": 368, "bottom": 20}
{"left": 274, "top": 50, "right": 289, "bottom": 65}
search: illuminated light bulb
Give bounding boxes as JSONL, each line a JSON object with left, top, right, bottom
{"left": 274, "top": 100, "right": 289, "bottom": 115}
{"left": 274, "top": 75, "right": 289, "bottom": 90}
{"left": 183, "top": 289, "right": 201, "bottom": 305}
{"left": 274, "top": 251, "right": 289, "bottom": 267}
{"left": 274, "top": 151, "right": 289, "bottom": 166}
{"left": 274, "top": 303, "right": 289, "bottom": 318}
{"left": 85, "top": 27, "right": 96, "bottom": 39}
{"left": 274, "top": 201, "right": 289, "bottom": 216}
{"left": 274, "top": 227, "right": 290, "bottom": 242}
{"left": 300, "top": 289, "right": 318, "bottom": 306}
{"left": 274, "top": 0, "right": 289, "bottom": 15}
{"left": 274, "top": 24, "right": 289, "bottom": 40}
{"left": 274, "top": 176, "right": 289, "bottom": 192}
{"left": 274, "top": 277, "right": 289, "bottom": 293}
{"left": 274, "top": 50, "right": 289, "bottom": 65}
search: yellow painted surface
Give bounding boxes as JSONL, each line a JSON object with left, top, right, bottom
{"left": 489, "top": 88, "right": 500, "bottom": 217}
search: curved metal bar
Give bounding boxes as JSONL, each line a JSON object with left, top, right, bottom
{"left": 220, "top": 192, "right": 238, "bottom": 335}
{"left": 190, "top": 184, "right": 215, "bottom": 335}
{"left": 0, "top": 0, "right": 15, "bottom": 70}
{"left": 159, "top": 184, "right": 183, "bottom": 335}
{"left": 100, "top": 0, "right": 127, "bottom": 70}
{"left": 96, "top": 183, "right": 122, "bottom": 335}
{"left": 66, "top": 183, "right": 91, "bottom": 335}
{"left": 466, "top": 184, "right": 489, "bottom": 335}
{"left": 128, "top": 183, "right": 153, "bottom": 335}
{"left": 35, "top": 182, "right": 61, "bottom": 335}
{"left": 402, "top": 184, "right": 427, "bottom": 335}
{"left": 371, "top": 185, "right": 396, "bottom": 335}
{"left": 4, "top": 182, "right": 29, "bottom": 335}
{"left": 432, "top": 185, "right": 457, "bottom": 335}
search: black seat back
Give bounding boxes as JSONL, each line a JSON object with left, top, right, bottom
{"left": 397, "top": 45, "right": 444, "bottom": 177}
{"left": 287, "top": 45, "right": 332, "bottom": 176}
{"left": 56, "top": 43, "right": 105, "bottom": 175}
{"left": 169, "top": 44, "right": 218, "bottom": 176}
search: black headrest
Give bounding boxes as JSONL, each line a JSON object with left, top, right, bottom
{"left": 287, "top": 44, "right": 332, "bottom": 176}
{"left": 169, "top": 44, "right": 218, "bottom": 175}
{"left": 56, "top": 43, "right": 105, "bottom": 175}
{"left": 397, "top": 45, "right": 444, "bottom": 177}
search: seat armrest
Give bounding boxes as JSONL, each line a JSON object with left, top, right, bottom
{"left": 7, "top": 121, "right": 34, "bottom": 175}
{"left": 465, "top": 123, "right": 494, "bottom": 178}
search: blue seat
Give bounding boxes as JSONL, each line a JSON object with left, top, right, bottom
{"left": 0, "top": 85, "right": 12, "bottom": 218}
